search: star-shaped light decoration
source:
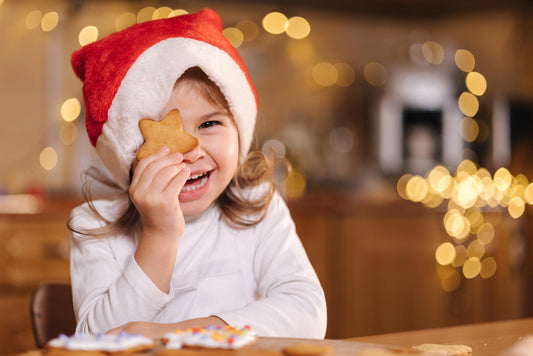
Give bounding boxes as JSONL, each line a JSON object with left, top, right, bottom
{"left": 136, "top": 109, "right": 199, "bottom": 160}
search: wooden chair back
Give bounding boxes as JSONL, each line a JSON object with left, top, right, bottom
{"left": 30, "top": 283, "right": 76, "bottom": 348}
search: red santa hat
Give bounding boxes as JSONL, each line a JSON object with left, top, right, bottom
{"left": 71, "top": 8, "right": 258, "bottom": 190}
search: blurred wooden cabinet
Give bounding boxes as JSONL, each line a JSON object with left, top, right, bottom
{"left": 0, "top": 211, "right": 71, "bottom": 355}
{"left": 289, "top": 193, "right": 532, "bottom": 339}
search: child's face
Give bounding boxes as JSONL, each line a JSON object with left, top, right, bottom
{"left": 162, "top": 81, "right": 239, "bottom": 217}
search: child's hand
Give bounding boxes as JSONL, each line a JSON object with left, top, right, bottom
{"left": 130, "top": 146, "right": 190, "bottom": 237}
{"left": 106, "top": 321, "right": 170, "bottom": 339}
{"left": 129, "top": 146, "right": 190, "bottom": 292}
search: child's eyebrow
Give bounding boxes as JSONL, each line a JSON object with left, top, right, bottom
{"left": 200, "top": 110, "right": 232, "bottom": 120}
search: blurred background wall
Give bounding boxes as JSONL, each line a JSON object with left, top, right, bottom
{"left": 1, "top": 0, "right": 533, "bottom": 354}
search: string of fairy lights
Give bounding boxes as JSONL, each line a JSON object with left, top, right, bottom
{"left": 397, "top": 46, "right": 533, "bottom": 291}
{"left": 398, "top": 160, "right": 533, "bottom": 290}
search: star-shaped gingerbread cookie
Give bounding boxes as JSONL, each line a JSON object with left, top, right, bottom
{"left": 136, "top": 109, "right": 199, "bottom": 160}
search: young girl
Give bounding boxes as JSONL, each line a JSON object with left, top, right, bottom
{"left": 68, "top": 8, "right": 327, "bottom": 339}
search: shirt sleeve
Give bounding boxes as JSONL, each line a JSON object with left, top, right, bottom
{"left": 216, "top": 193, "right": 327, "bottom": 339}
{"left": 69, "top": 201, "right": 174, "bottom": 334}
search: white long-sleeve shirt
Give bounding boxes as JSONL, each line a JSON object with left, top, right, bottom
{"left": 69, "top": 192, "right": 327, "bottom": 338}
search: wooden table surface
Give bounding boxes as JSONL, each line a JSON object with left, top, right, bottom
{"left": 13, "top": 338, "right": 380, "bottom": 356}
{"left": 12, "top": 318, "right": 533, "bottom": 355}
{"left": 348, "top": 317, "right": 533, "bottom": 355}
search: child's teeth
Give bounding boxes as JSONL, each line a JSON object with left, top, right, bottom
{"left": 182, "top": 174, "right": 208, "bottom": 192}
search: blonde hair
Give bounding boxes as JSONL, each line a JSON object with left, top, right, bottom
{"left": 69, "top": 67, "right": 280, "bottom": 236}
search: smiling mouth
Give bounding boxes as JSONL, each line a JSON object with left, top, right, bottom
{"left": 181, "top": 171, "right": 210, "bottom": 192}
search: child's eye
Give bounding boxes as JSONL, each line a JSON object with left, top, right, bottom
{"left": 199, "top": 120, "right": 221, "bottom": 129}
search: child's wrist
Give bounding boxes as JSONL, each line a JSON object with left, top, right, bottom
{"left": 141, "top": 224, "right": 183, "bottom": 242}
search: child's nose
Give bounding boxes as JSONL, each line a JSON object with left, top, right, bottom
{"left": 182, "top": 142, "right": 204, "bottom": 163}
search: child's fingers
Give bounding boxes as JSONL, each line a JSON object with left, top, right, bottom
{"left": 151, "top": 164, "right": 188, "bottom": 193}
{"left": 105, "top": 325, "right": 123, "bottom": 335}
{"left": 131, "top": 147, "right": 169, "bottom": 185}
{"left": 131, "top": 147, "right": 174, "bottom": 181}
{"left": 165, "top": 165, "right": 191, "bottom": 197}
{"left": 131, "top": 149, "right": 183, "bottom": 188}
{"left": 130, "top": 152, "right": 188, "bottom": 212}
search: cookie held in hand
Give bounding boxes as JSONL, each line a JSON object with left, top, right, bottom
{"left": 136, "top": 109, "right": 199, "bottom": 160}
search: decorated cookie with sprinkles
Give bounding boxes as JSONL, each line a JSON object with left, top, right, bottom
{"left": 162, "top": 325, "right": 257, "bottom": 350}
{"left": 44, "top": 332, "right": 155, "bottom": 355}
